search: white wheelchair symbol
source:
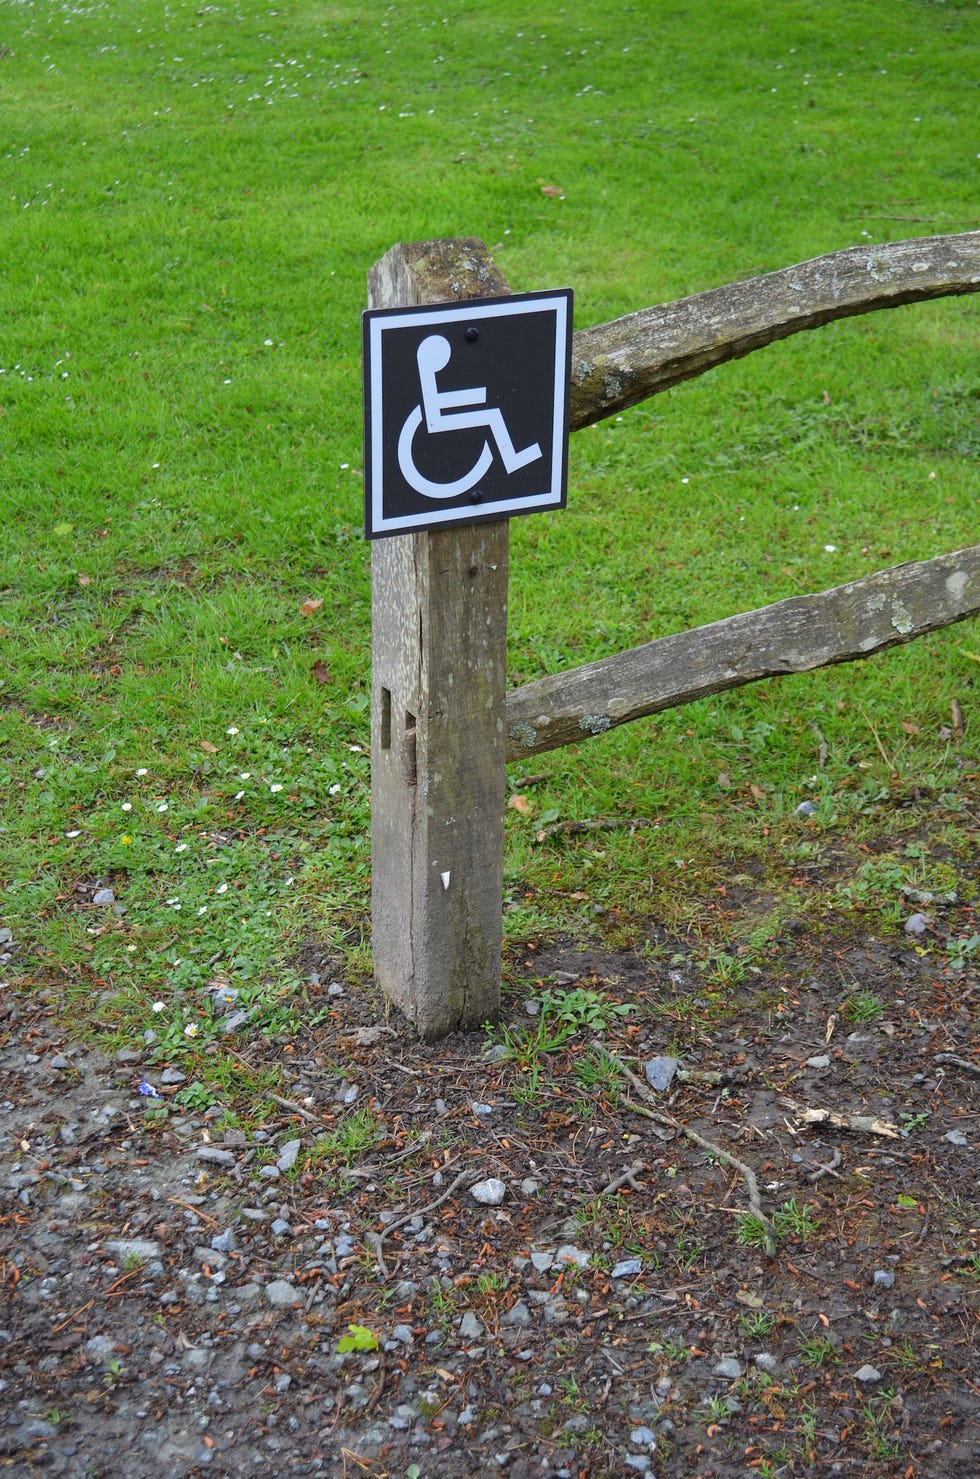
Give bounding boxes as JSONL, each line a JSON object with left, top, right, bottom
{"left": 397, "top": 334, "right": 543, "bottom": 500}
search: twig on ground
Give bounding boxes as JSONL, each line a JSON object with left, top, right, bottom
{"left": 268, "top": 1092, "right": 318, "bottom": 1121}
{"left": 605, "top": 1051, "right": 777, "bottom": 1255}
{"left": 534, "top": 815, "right": 658, "bottom": 841}
{"left": 365, "top": 1163, "right": 471, "bottom": 1276}
{"left": 598, "top": 1160, "right": 647, "bottom": 1195}
{"left": 806, "top": 1147, "right": 843, "bottom": 1183}
{"left": 795, "top": 1107, "right": 901, "bottom": 1139}
{"left": 934, "top": 1053, "right": 980, "bottom": 1077}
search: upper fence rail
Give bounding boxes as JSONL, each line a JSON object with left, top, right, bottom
{"left": 569, "top": 231, "right": 980, "bottom": 429}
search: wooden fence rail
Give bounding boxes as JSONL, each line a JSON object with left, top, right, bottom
{"left": 369, "top": 231, "right": 980, "bottom": 1038}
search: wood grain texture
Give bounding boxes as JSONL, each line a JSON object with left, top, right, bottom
{"left": 369, "top": 240, "right": 509, "bottom": 1038}
{"left": 505, "top": 546, "right": 980, "bottom": 759}
{"left": 570, "top": 232, "right": 980, "bottom": 428}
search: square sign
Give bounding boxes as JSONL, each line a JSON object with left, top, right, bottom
{"left": 362, "top": 288, "right": 572, "bottom": 539}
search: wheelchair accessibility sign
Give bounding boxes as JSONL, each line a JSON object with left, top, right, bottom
{"left": 362, "top": 289, "right": 572, "bottom": 539}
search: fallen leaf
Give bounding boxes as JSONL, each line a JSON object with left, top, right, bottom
{"left": 900, "top": 720, "right": 920, "bottom": 735}
{"left": 77, "top": 573, "right": 91, "bottom": 587}
{"left": 200, "top": 740, "right": 218, "bottom": 754}
{"left": 508, "top": 794, "right": 529, "bottom": 813}
{"left": 300, "top": 597, "right": 323, "bottom": 616}
{"left": 540, "top": 184, "right": 564, "bottom": 197}
{"left": 750, "top": 783, "right": 765, "bottom": 801}
{"left": 311, "top": 659, "right": 331, "bottom": 685}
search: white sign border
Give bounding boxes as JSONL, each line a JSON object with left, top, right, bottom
{"left": 364, "top": 290, "right": 571, "bottom": 539}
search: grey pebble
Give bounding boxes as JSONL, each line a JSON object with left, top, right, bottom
{"left": 196, "top": 1147, "right": 236, "bottom": 1167}
{"left": 276, "top": 1138, "right": 302, "bottom": 1173}
{"left": 712, "top": 1357, "right": 743, "bottom": 1379}
{"left": 470, "top": 1177, "right": 506, "bottom": 1206}
{"left": 855, "top": 1364, "right": 882, "bottom": 1383}
{"left": 643, "top": 1056, "right": 679, "bottom": 1092}
{"left": 611, "top": 1258, "right": 643, "bottom": 1279}
{"left": 904, "top": 912, "right": 931, "bottom": 936}
{"left": 264, "top": 1279, "right": 301, "bottom": 1308}
{"left": 795, "top": 800, "right": 818, "bottom": 817}
{"left": 92, "top": 888, "right": 116, "bottom": 906}
{"left": 873, "top": 1269, "right": 895, "bottom": 1289}
{"left": 944, "top": 1129, "right": 968, "bottom": 1146}
{"left": 805, "top": 1054, "right": 831, "bottom": 1069}
{"left": 210, "top": 1229, "right": 236, "bottom": 1254}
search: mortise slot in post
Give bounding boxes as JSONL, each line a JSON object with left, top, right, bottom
{"left": 401, "top": 710, "right": 418, "bottom": 786}
{"left": 380, "top": 687, "right": 392, "bottom": 750}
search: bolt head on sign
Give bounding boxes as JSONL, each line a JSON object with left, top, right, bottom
{"left": 362, "top": 288, "right": 573, "bottom": 539}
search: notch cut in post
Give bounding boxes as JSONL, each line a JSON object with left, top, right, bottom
{"left": 369, "top": 239, "right": 510, "bottom": 1039}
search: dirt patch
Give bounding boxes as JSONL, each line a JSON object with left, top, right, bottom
{"left": 1, "top": 857, "right": 977, "bottom": 1477}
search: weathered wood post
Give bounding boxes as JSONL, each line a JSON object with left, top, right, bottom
{"left": 368, "top": 239, "right": 511, "bottom": 1039}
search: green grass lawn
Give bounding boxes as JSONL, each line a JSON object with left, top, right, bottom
{"left": 1, "top": 0, "right": 977, "bottom": 1061}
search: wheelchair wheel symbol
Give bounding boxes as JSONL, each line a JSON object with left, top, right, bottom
{"left": 397, "top": 404, "right": 494, "bottom": 500}
{"left": 397, "top": 334, "right": 542, "bottom": 501}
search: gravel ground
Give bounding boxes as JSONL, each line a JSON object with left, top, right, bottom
{"left": 1, "top": 897, "right": 978, "bottom": 1479}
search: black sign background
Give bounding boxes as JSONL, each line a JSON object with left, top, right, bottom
{"left": 363, "top": 290, "right": 572, "bottom": 539}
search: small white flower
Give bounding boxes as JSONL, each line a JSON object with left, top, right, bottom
{"left": 66, "top": 829, "right": 81, "bottom": 838}
{"left": 197, "top": 906, "right": 208, "bottom": 916}
{"left": 136, "top": 768, "right": 149, "bottom": 777}
{"left": 183, "top": 1023, "right": 199, "bottom": 1039}
{"left": 235, "top": 790, "right": 245, "bottom": 799}
{"left": 824, "top": 544, "right": 837, "bottom": 553}
{"left": 264, "top": 338, "right": 274, "bottom": 346}
{"left": 269, "top": 782, "right": 283, "bottom": 793}
{"left": 348, "top": 745, "right": 363, "bottom": 753}
{"left": 152, "top": 1001, "right": 166, "bottom": 1013}
{"left": 174, "top": 842, "right": 188, "bottom": 853}
{"left": 121, "top": 802, "right": 132, "bottom": 812}
{"left": 216, "top": 883, "right": 229, "bottom": 894}
{"left": 239, "top": 772, "right": 251, "bottom": 779}
{"left": 157, "top": 801, "right": 168, "bottom": 812}
{"left": 329, "top": 784, "right": 341, "bottom": 796}
{"left": 226, "top": 726, "right": 239, "bottom": 735}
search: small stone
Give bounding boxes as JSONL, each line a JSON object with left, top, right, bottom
{"left": 115, "top": 1048, "right": 143, "bottom": 1066}
{"left": 624, "top": 1455, "right": 651, "bottom": 1474}
{"left": 712, "top": 1357, "right": 743, "bottom": 1379}
{"left": 630, "top": 1426, "right": 656, "bottom": 1447}
{"left": 643, "top": 1056, "right": 680, "bottom": 1092}
{"left": 502, "top": 1301, "right": 533, "bottom": 1328}
{"left": 160, "top": 1067, "right": 186, "bottom": 1086}
{"left": 459, "top": 1312, "right": 484, "bottom": 1340}
{"left": 873, "top": 1269, "right": 895, "bottom": 1289}
{"left": 92, "top": 888, "right": 116, "bottom": 906}
{"left": 210, "top": 1229, "right": 236, "bottom": 1254}
{"left": 904, "top": 913, "right": 931, "bottom": 937}
{"left": 554, "top": 1244, "right": 590, "bottom": 1270}
{"left": 805, "top": 1054, "right": 830, "bottom": 1069}
{"left": 794, "top": 800, "right": 818, "bottom": 818}
{"left": 276, "top": 1138, "right": 302, "bottom": 1173}
{"left": 530, "top": 1250, "right": 554, "bottom": 1273}
{"left": 391, "top": 1323, "right": 414, "bottom": 1346}
{"left": 84, "top": 1335, "right": 117, "bottom": 1364}
{"left": 106, "top": 1238, "right": 161, "bottom": 1263}
{"left": 220, "top": 1011, "right": 250, "bottom": 1034}
{"left": 855, "top": 1364, "right": 882, "bottom": 1383}
{"left": 611, "top": 1258, "right": 643, "bottom": 1279}
{"left": 434, "top": 1099, "right": 448, "bottom": 1116}
{"left": 470, "top": 1101, "right": 494, "bottom": 1117}
{"left": 471, "top": 1178, "right": 506, "bottom": 1206}
{"left": 196, "top": 1147, "right": 236, "bottom": 1167}
{"left": 270, "top": 1218, "right": 292, "bottom": 1238}
{"left": 944, "top": 1129, "right": 968, "bottom": 1147}
{"left": 520, "top": 1177, "right": 542, "bottom": 1196}
{"left": 49, "top": 1055, "right": 72, "bottom": 1071}
{"left": 264, "top": 1279, "right": 301, "bottom": 1308}
{"left": 755, "top": 1353, "right": 779, "bottom": 1374}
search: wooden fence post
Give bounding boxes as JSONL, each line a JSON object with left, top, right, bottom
{"left": 368, "top": 239, "right": 510, "bottom": 1039}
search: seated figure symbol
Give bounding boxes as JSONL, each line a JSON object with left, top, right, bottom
{"left": 397, "top": 334, "right": 543, "bottom": 500}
